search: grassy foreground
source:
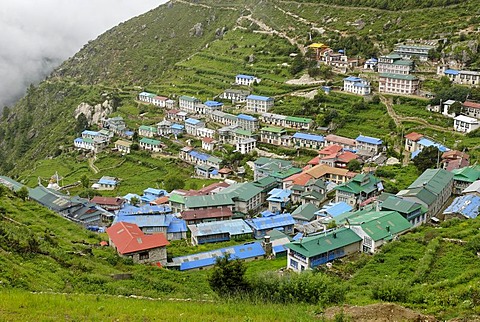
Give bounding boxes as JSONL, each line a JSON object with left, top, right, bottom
{"left": 0, "top": 291, "right": 318, "bottom": 322}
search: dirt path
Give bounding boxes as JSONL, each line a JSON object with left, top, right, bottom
{"left": 88, "top": 157, "right": 99, "bottom": 174}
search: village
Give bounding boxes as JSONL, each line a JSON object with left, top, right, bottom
{"left": 1, "top": 41, "right": 480, "bottom": 273}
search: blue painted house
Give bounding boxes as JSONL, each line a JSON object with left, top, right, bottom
{"left": 245, "top": 213, "right": 295, "bottom": 239}
{"left": 188, "top": 219, "right": 253, "bottom": 245}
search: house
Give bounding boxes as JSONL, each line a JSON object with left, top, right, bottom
{"left": 138, "top": 92, "right": 155, "bottom": 104}
{"left": 291, "top": 203, "right": 320, "bottom": 224}
{"left": 364, "top": 58, "right": 378, "bottom": 70}
{"left": 74, "top": 130, "right": 109, "bottom": 153}
{"left": 184, "top": 194, "right": 235, "bottom": 211}
{"left": 171, "top": 123, "right": 185, "bottom": 137}
{"left": 397, "top": 168, "right": 453, "bottom": 219}
{"left": 266, "top": 189, "right": 292, "bottom": 213}
{"left": 142, "top": 188, "right": 168, "bottom": 203}
{"left": 246, "top": 95, "right": 274, "bottom": 113}
{"left": 138, "top": 125, "right": 157, "bottom": 138}
{"left": 261, "top": 113, "right": 287, "bottom": 127}
{"left": 234, "top": 128, "right": 255, "bottom": 142}
{"left": 280, "top": 134, "right": 293, "bottom": 147}
{"left": 292, "top": 133, "right": 325, "bottom": 149}
{"left": 188, "top": 219, "right": 253, "bottom": 245}
{"left": 299, "top": 178, "right": 327, "bottom": 206}
{"left": 307, "top": 42, "right": 330, "bottom": 61}
{"left": 314, "top": 147, "right": 358, "bottom": 169}
{"left": 451, "top": 166, "right": 480, "bottom": 195}
{"left": 404, "top": 132, "right": 424, "bottom": 153}
{"left": 284, "top": 116, "right": 314, "bottom": 130}
{"left": 378, "top": 73, "right": 419, "bottom": 95}
{"left": 462, "top": 101, "right": 480, "bottom": 119}
{"left": 113, "top": 213, "right": 187, "bottom": 240}
{"left": 315, "top": 202, "right": 353, "bottom": 221}
{"left": 210, "top": 110, "right": 237, "bottom": 126}
{"left": 203, "top": 100, "right": 223, "bottom": 114}
{"left": 179, "top": 95, "right": 201, "bottom": 114}
{"left": 195, "top": 165, "right": 218, "bottom": 178}
{"left": 106, "top": 222, "right": 169, "bottom": 265}
{"left": 217, "top": 182, "right": 264, "bottom": 214}
{"left": 393, "top": 44, "right": 434, "bottom": 61}
{"left": 90, "top": 196, "right": 124, "bottom": 212}
{"left": 184, "top": 118, "right": 204, "bottom": 135}
{"left": 236, "top": 114, "right": 259, "bottom": 132}
{"left": 114, "top": 140, "right": 133, "bottom": 154}
{"left": 324, "top": 134, "right": 356, "bottom": 151}
{"left": 285, "top": 227, "right": 362, "bottom": 272}
{"left": 380, "top": 195, "right": 427, "bottom": 227}
{"left": 443, "top": 195, "right": 480, "bottom": 220}
{"left": 201, "top": 137, "right": 216, "bottom": 151}
{"left": 343, "top": 76, "right": 371, "bottom": 96}
{"left": 181, "top": 207, "right": 233, "bottom": 225}
{"left": 253, "top": 157, "right": 300, "bottom": 182}
{"left": 246, "top": 213, "right": 295, "bottom": 239}
{"left": 334, "top": 173, "right": 383, "bottom": 207}
{"left": 236, "top": 138, "right": 256, "bottom": 154}
{"left": 166, "top": 109, "right": 188, "bottom": 123}
{"left": 152, "top": 95, "right": 169, "bottom": 108}
{"left": 221, "top": 89, "right": 250, "bottom": 103}
{"left": 284, "top": 164, "right": 355, "bottom": 190}
{"left": 217, "top": 125, "right": 239, "bottom": 144}
{"left": 171, "top": 242, "right": 265, "bottom": 271}
{"left": 355, "top": 135, "right": 383, "bottom": 156}
{"left": 348, "top": 210, "right": 412, "bottom": 253}
{"left": 157, "top": 120, "right": 172, "bottom": 136}
{"left": 139, "top": 138, "right": 162, "bottom": 152}
{"left": 410, "top": 137, "right": 449, "bottom": 159}
{"left": 92, "top": 176, "right": 118, "bottom": 191}
{"left": 463, "top": 180, "right": 480, "bottom": 196}
{"left": 260, "top": 127, "right": 286, "bottom": 145}
{"left": 442, "top": 150, "right": 470, "bottom": 171}
{"left": 377, "top": 54, "right": 414, "bottom": 74}
{"left": 439, "top": 67, "right": 480, "bottom": 86}
{"left": 454, "top": 115, "right": 480, "bottom": 133}
{"left": 235, "top": 74, "right": 260, "bottom": 86}
{"left": 196, "top": 127, "right": 215, "bottom": 139}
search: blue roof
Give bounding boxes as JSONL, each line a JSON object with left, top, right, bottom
{"left": 273, "top": 244, "right": 288, "bottom": 255}
{"left": 292, "top": 132, "right": 325, "bottom": 142}
{"left": 82, "top": 130, "right": 99, "bottom": 136}
{"left": 117, "top": 204, "right": 172, "bottom": 216}
{"left": 366, "top": 58, "right": 378, "bottom": 63}
{"left": 344, "top": 76, "right": 362, "bottom": 82}
{"left": 189, "top": 219, "right": 253, "bottom": 237}
{"left": 124, "top": 131, "right": 134, "bottom": 136}
{"left": 176, "top": 242, "right": 265, "bottom": 271}
{"left": 292, "top": 232, "right": 304, "bottom": 241}
{"left": 144, "top": 188, "right": 167, "bottom": 196}
{"left": 114, "top": 213, "right": 177, "bottom": 229}
{"left": 247, "top": 95, "right": 272, "bottom": 101}
{"left": 356, "top": 135, "right": 383, "bottom": 145}
{"left": 316, "top": 202, "right": 353, "bottom": 217}
{"left": 74, "top": 138, "right": 84, "bottom": 143}
{"left": 354, "top": 83, "right": 369, "bottom": 88}
{"left": 123, "top": 193, "right": 142, "bottom": 203}
{"left": 167, "top": 218, "right": 188, "bottom": 233}
{"left": 236, "top": 74, "right": 255, "bottom": 80}
{"left": 261, "top": 210, "right": 276, "bottom": 217}
{"left": 189, "top": 150, "right": 210, "bottom": 161}
{"left": 444, "top": 69, "right": 459, "bottom": 75}
{"left": 185, "top": 118, "right": 201, "bottom": 125}
{"left": 98, "top": 177, "right": 118, "bottom": 185}
{"left": 411, "top": 150, "right": 421, "bottom": 159}
{"left": 266, "top": 188, "right": 292, "bottom": 203}
{"left": 204, "top": 100, "right": 223, "bottom": 107}
{"left": 443, "top": 195, "right": 480, "bottom": 219}
{"left": 417, "top": 138, "right": 449, "bottom": 153}
{"left": 246, "top": 213, "right": 295, "bottom": 231}
{"left": 171, "top": 124, "right": 184, "bottom": 130}
{"left": 237, "top": 114, "right": 257, "bottom": 121}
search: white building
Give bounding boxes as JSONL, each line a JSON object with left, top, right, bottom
{"left": 377, "top": 54, "right": 414, "bottom": 75}
{"left": 236, "top": 138, "right": 256, "bottom": 154}
{"left": 246, "top": 95, "right": 274, "bottom": 113}
{"left": 343, "top": 76, "right": 371, "bottom": 95}
{"left": 378, "top": 73, "right": 419, "bottom": 95}
{"left": 179, "top": 96, "right": 202, "bottom": 114}
{"left": 454, "top": 115, "right": 480, "bottom": 133}
{"left": 439, "top": 67, "right": 480, "bottom": 86}
{"left": 220, "top": 89, "right": 250, "bottom": 103}
{"left": 196, "top": 127, "right": 215, "bottom": 139}
{"left": 235, "top": 74, "right": 260, "bottom": 86}
{"left": 201, "top": 137, "right": 216, "bottom": 151}
{"left": 184, "top": 118, "right": 204, "bottom": 135}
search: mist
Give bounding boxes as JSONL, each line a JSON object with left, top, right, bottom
{"left": 0, "top": 0, "right": 168, "bottom": 110}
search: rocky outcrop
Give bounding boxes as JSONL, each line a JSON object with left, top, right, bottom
{"left": 73, "top": 100, "right": 113, "bottom": 125}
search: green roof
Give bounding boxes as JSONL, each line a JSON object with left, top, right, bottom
{"left": 393, "top": 59, "right": 414, "bottom": 66}
{"left": 291, "top": 203, "right": 320, "bottom": 221}
{"left": 335, "top": 174, "right": 381, "bottom": 195}
{"left": 253, "top": 176, "right": 277, "bottom": 189}
{"left": 254, "top": 157, "right": 292, "bottom": 169}
{"left": 349, "top": 211, "right": 412, "bottom": 241}
{"left": 139, "top": 125, "right": 157, "bottom": 132}
{"left": 385, "top": 53, "right": 402, "bottom": 59}
{"left": 379, "top": 73, "right": 417, "bottom": 80}
{"left": 451, "top": 166, "right": 480, "bottom": 183}
{"left": 266, "top": 229, "right": 292, "bottom": 241}
{"left": 207, "top": 156, "right": 222, "bottom": 164}
{"left": 140, "top": 138, "right": 161, "bottom": 146}
{"left": 234, "top": 128, "right": 254, "bottom": 137}
{"left": 397, "top": 187, "right": 437, "bottom": 206}
{"left": 380, "top": 195, "right": 422, "bottom": 214}
{"left": 184, "top": 194, "right": 234, "bottom": 208}
{"left": 218, "top": 182, "right": 263, "bottom": 202}
{"left": 285, "top": 116, "right": 313, "bottom": 124}
{"left": 408, "top": 169, "right": 453, "bottom": 195}
{"left": 286, "top": 227, "right": 362, "bottom": 257}
{"left": 0, "top": 176, "right": 25, "bottom": 192}
{"left": 261, "top": 126, "right": 285, "bottom": 134}
{"left": 180, "top": 95, "right": 199, "bottom": 102}
{"left": 169, "top": 193, "right": 185, "bottom": 205}
{"left": 83, "top": 138, "right": 94, "bottom": 144}
{"left": 270, "top": 167, "right": 302, "bottom": 180}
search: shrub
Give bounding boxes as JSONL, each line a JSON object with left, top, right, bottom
{"left": 371, "top": 280, "right": 408, "bottom": 302}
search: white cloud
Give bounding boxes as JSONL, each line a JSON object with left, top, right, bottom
{"left": 0, "top": 0, "right": 167, "bottom": 108}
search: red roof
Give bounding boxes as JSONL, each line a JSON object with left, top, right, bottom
{"left": 197, "top": 181, "right": 230, "bottom": 195}
{"left": 404, "top": 132, "right": 424, "bottom": 141}
{"left": 167, "top": 109, "right": 180, "bottom": 114}
{"left": 154, "top": 96, "right": 168, "bottom": 101}
{"left": 202, "top": 137, "right": 215, "bottom": 143}
{"left": 442, "top": 150, "right": 469, "bottom": 160}
{"left": 181, "top": 207, "right": 233, "bottom": 221}
{"left": 284, "top": 172, "right": 313, "bottom": 186}
{"left": 325, "top": 135, "right": 356, "bottom": 146}
{"left": 319, "top": 144, "right": 343, "bottom": 156}
{"left": 150, "top": 196, "right": 169, "bottom": 205}
{"left": 308, "top": 155, "right": 320, "bottom": 166}
{"left": 337, "top": 151, "right": 358, "bottom": 163}
{"left": 91, "top": 196, "right": 124, "bottom": 206}
{"left": 106, "top": 222, "right": 169, "bottom": 255}
{"left": 218, "top": 168, "right": 232, "bottom": 174}
{"left": 463, "top": 101, "right": 480, "bottom": 109}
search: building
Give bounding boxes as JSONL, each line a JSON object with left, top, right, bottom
{"left": 378, "top": 73, "right": 419, "bottom": 95}
{"left": 221, "top": 89, "right": 250, "bottom": 103}
{"left": 253, "top": 157, "right": 300, "bottom": 181}
{"left": 291, "top": 203, "right": 320, "bottom": 224}
{"left": 292, "top": 133, "right": 324, "bottom": 150}
{"left": 114, "top": 140, "right": 133, "bottom": 154}
{"left": 285, "top": 227, "right": 362, "bottom": 272}
{"left": 377, "top": 54, "right": 414, "bottom": 75}
{"left": 246, "top": 95, "right": 274, "bottom": 113}
{"left": 260, "top": 127, "right": 286, "bottom": 145}
{"left": 443, "top": 194, "right": 480, "bottom": 220}
{"left": 380, "top": 195, "right": 426, "bottom": 227}
{"left": 236, "top": 138, "right": 256, "bottom": 154}
{"left": 324, "top": 134, "right": 356, "bottom": 151}
{"left": 196, "top": 127, "right": 215, "bottom": 139}
{"left": 451, "top": 166, "right": 480, "bottom": 195}
{"left": 236, "top": 114, "right": 259, "bottom": 132}
{"left": 90, "top": 196, "right": 124, "bottom": 212}
{"left": 266, "top": 189, "right": 292, "bottom": 213}
{"left": 404, "top": 132, "right": 424, "bottom": 153}
{"left": 184, "top": 118, "right": 204, "bottom": 135}
{"left": 396, "top": 168, "right": 453, "bottom": 219}
{"left": 315, "top": 202, "right": 353, "bottom": 221}
{"left": 107, "top": 222, "right": 169, "bottom": 265}
{"left": 218, "top": 182, "right": 264, "bottom": 214}
{"left": 463, "top": 180, "right": 480, "bottom": 196}
{"left": 139, "top": 138, "right": 162, "bottom": 152}
{"left": 348, "top": 211, "right": 412, "bottom": 253}
{"left": 261, "top": 113, "right": 313, "bottom": 130}
{"left": 343, "top": 76, "right": 371, "bottom": 96}
{"left": 454, "top": 115, "right": 480, "bottom": 133}
{"left": 179, "top": 95, "right": 202, "bottom": 114}
{"left": 181, "top": 207, "right": 233, "bottom": 225}
{"left": 364, "top": 58, "right": 378, "bottom": 70}
{"left": 334, "top": 173, "right": 383, "bottom": 207}
{"left": 355, "top": 135, "right": 383, "bottom": 156}
{"left": 92, "top": 176, "right": 118, "bottom": 191}
{"left": 157, "top": 120, "right": 172, "bottom": 136}
{"left": 210, "top": 110, "right": 237, "bottom": 126}
{"left": 245, "top": 213, "right": 295, "bottom": 239}
{"left": 188, "top": 219, "right": 253, "bottom": 245}
{"left": 235, "top": 74, "right": 260, "bottom": 86}
{"left": 439, "top": 67, "right": 480, "bottom": 86}
{"left": 203, "top": 100, "right": 223, "bottom": 114}
{"left": 138, "top": 125, "right": 157, "bottom": 138}
{"left": 462, "top": 101, "right": 480, "bottom": 119}
{"left": 442, "top": 150, "right": 470, "bottom": 171}
{"left": 166, "top": 109, "right": 188, "bottom": 123}
{"left": 201, "top": 137, "right": 216, "bottom": 151}
{"left": 393, "top": 44, "right": 434, "bottom": 62}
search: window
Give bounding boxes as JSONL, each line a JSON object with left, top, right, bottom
{"left": 139, "top": 251, "right": 149, "bottom": 260}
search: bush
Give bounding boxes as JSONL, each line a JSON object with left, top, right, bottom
{"left": 371, "top": 280, "right": 408, "bottom": 302}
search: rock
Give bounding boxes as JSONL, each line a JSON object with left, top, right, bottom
{"left": 190, "top": 23, "right": 204, "bottom": 37}
{"left": 73, "top": 100, "right": 114, "bottom": 126}
{"left": 248, "top": 54, "right": 256, "bottom": 63}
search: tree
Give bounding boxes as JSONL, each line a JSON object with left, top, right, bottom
{"left": 80, "top": 174, "right": 90, "bottom": 189}
{"left": 164, "top": 176, "right": 185, "bottom": 192}
{"left": 413, "top": 146, "right": 440, "bottom": 172}
{"left": 75, "top": 113, "right": 89, "bottom": 135}
{"left": 290, "top": 54, "right": 305, "bottom": 75}
{"left": 16, "top": 186, "right": 29, "bottom": 201}
{"left": 130, "top": 196, "right": 140, "bottom": 206}
{"left": 347, "top": 159, "right": 362, "bottom": 172}
{"left": 208, "top": 255, "right": 249, "bottom": 296}
{"left": 448, "top": 101, "right": 462, "bottom": 116}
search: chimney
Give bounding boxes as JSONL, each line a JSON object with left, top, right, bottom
{"left": 262, "top": 235, "right": 272, "bottom": 257}
{"left": 386, "top": 226, "right": 390, "bottom": 232}
{"left": 333, "top": 232, "right": 337, "bottom": 239}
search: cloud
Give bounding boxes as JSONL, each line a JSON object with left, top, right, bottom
{"left": 0, "top": 0, "right": 167, "bottom": 109}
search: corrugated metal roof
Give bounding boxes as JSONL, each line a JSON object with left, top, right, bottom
{"left": 443, "top": 195, "right": 480, "bottom": 219}
{"left": 355, "top": 135, "right": 382, "bottom": 145}
{"left": 247, "top": 95, "right": 272, "bottom": 101}
{"left": 106, "top": 222, "right": 169, "bottom": 255}
{"left": 246, "top": 213, "right": 295, "bottom": 231}
{"left": 293, "top": 132, "right": 325, "bottom": 142}
{"left": 349, "top": 211, "right": 412, "bottom": 241}
{"left": 188, "top": 219, "right": 252, "bottom": 237}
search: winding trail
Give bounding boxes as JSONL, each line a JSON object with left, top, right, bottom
{"left": 88, "top": 157, "right": 99, "bottom": 174}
